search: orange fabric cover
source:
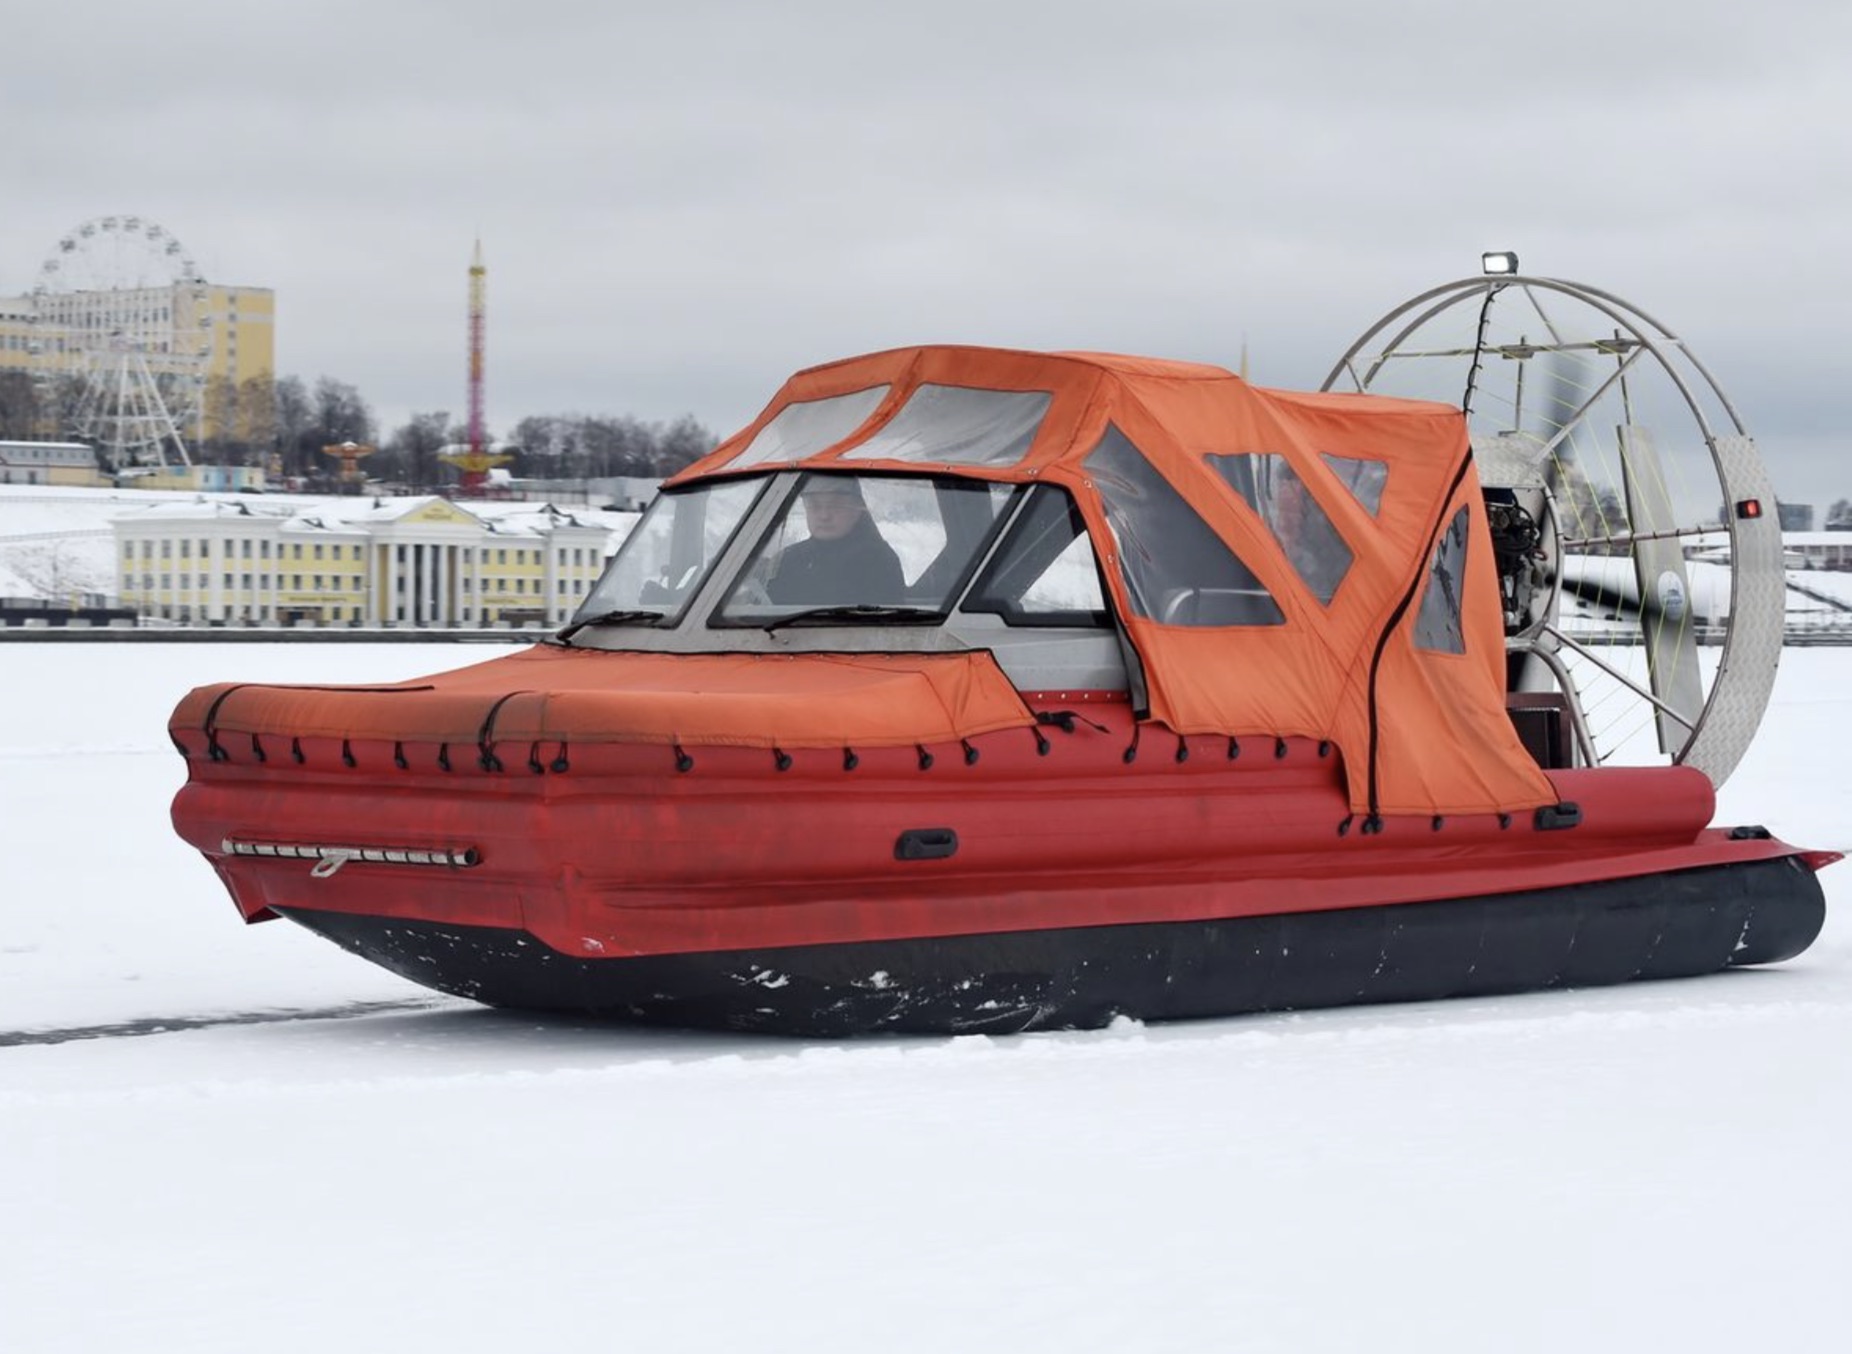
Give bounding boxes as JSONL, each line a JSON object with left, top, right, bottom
{"left": 173, "top": 647, "right": 1035, "bottom": 750}
{"left": 673, "top": 345, "right": 1557, "bottom": 817}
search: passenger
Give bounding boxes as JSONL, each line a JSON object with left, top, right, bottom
{"left": 767, "top": 479, "right": 905, "bottom": 605}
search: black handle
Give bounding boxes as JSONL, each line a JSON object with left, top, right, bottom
{"left": 895, "top": 827, "right": 958, "bottom": 861}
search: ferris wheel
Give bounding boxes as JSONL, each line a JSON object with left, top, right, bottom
{"left": 27, "top": 215, "right": 213, "bottom": 470}
{"left": 1322, "top": 257, "right": 1785, "bottom": 790}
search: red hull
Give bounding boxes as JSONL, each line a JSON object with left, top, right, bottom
{"left": 171, "top": 700, "right": 1821, "bottom": 963}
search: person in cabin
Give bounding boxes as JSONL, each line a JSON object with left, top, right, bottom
{"left": 767, "top": 478, "right": 905, "bottom": 605}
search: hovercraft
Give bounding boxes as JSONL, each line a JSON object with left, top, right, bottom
{"left": 169, "top": 271, "right": 1835, "bottom": 1035}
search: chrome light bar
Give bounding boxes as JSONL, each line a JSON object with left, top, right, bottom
{"left": 222, "top": 838, "right": 481, "bottom": 878}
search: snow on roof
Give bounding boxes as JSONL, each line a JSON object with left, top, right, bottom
{"left": 95, "top": 491, "right": 605, "bottom": 538}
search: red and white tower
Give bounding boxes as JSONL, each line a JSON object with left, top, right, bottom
{"left": 441, "top": 239, "right": 509, "bottom": 494}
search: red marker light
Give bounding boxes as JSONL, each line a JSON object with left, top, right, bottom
{"left": 1735, "top": 499, "right": 1763, "bottom": 520}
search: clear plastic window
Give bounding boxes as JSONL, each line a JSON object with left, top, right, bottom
{"left": 1209, "top": 453, "right": 1354, "bottom": 605}
{"left": 569, "top": 478, "right": 764, "bottom": 626}
{"left": 1321, "top": 453, "right": 1388, "bottom": 515}
{"left": 717, "top": 473, "right": 1018, "bottom": 623}
{"left": 841, "top": 385, "right": 1051, "bottom": 467}
{"left": 1085, "top": 426, "right": 1282, "bottom": 627}
{"left": 965, "top": 486, "right": 1109, "bottom": 626}
{"left": 727, "top": 386, "right": 890, "bottom": 469}
{"left": 1415, "top": 505, "right": 1470, "bottom": 654}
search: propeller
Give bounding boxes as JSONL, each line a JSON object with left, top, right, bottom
{"left": 1323, "top": 269, "right": 1783, "bottom": 785}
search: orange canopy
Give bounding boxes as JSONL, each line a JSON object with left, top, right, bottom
{"left": 673, "top": 345, "right": 1557, "bottom": 818}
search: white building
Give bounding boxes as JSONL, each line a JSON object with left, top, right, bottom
{"left": 112, "top": 495, "right": 619, "bottom": 626}
{"left": 1, "top": 440, "right": 104, "bottom": 487}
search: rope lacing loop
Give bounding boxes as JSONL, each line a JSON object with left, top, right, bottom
{"left": 551, "top": 741, "right": 570, "bottom": 774}
{"left": 674, "top": 743, "right": 694, "bottom": 773}
{"left": 774, "top": 747, "right": 793, "bottom": 772}
{"left": 476, "top": 691, "right": 525, "bottom": 775}
{"left": 961, "top": 740, "right": 979, "bottom": 766}
{"left": 916, "top": 744, "right": 934, "bottom": 771}
{"left": 394, "top": 741, "right": 409, "bottom": 770}
{"left": 291, "top": 736, "right": 305, "bottom": 765}
{"left": 1174, "top": 735, "right": 1190, "bottom": 764}
{"left": 341, "top": 739, "right": 357, "bottom": 768}
{"left": 250, "top": 734, "right": 266, "bottom": 763}
{"left": 200, "top": 685, "right": 248, "bottom": 766}
{"left": 1122, "top": 724, "right": 1141, "bottom": 765}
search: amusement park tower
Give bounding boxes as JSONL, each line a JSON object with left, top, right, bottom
{"left": 439, "top": 240, "right": 510, "bottom": 493}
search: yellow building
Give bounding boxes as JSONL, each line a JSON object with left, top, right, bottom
{"left": 0, "top": 280, "right": 275, "bottom": 444}
{"left": 0, "top": 295, "right": 54, "bottom": 375}
{"left": 112, "top": 495, "right": 616, "bottom": 627}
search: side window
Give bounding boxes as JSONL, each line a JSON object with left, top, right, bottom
{"left": 1415, "top": 506, "right": 1470, "bottom": 654}
{"left": 964, "top": 486, "right": 1108, "bottom": 625}
{"left": 1208, "top": 452, "right": 1354, "bottom": 605}
{"left": 1321, "top": 453, "right": 1389, "bottom": 515}
{"left": 1084, "top": 425, "right": 1282, "bottom": 627}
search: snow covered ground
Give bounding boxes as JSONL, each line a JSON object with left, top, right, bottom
{"left": 3, "top": 640, "right": 1851, "bottom": 1353}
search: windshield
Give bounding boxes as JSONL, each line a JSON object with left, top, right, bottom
{"left": 715, "top": 473, "right": 1019, "bottom": 624}
{"left": 569, "top": 478, "right": 765, "bottom": 627}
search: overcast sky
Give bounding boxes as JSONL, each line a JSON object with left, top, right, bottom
{"left": 6, "top": 1, "right": 1849, "bottom": 503}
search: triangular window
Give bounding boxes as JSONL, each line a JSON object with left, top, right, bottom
{"left": 1415, "top": 506, "right": 1470, "bottom": 654}
{"left": 1321, "top": 453, "right": 1388, "bottom": 516}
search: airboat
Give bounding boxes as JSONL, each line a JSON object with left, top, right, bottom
{"left": 168, "top": 260, "right": 1834, "bottom": 1035}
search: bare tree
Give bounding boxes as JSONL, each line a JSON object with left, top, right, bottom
{"left": 383, "top": 411, "right": 453, "bottom": 491}
{"left": 0, "top": 370, "right": 43, "bottom": 440}
{"left": 239, "top": 373, "right": 278, "bottom": 461}
{"left": 312, "top": 377, "right": 375, "bottom": 446}
{"left": 656, "top": 414, "right": 716, "bottom": 473}
{"left": 274, "top": 375, "right": 315, "bottom": 479}
{"left": 270, "top": 376, "right": 376, "bottom": 488}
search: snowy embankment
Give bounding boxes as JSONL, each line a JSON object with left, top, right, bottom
{"left": 2, "top": 641, "right": 1851, "bottom": 1353}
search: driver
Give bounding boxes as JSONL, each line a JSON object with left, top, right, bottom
{"left": 767, "top": 478, "right": 905, "bottom": 605}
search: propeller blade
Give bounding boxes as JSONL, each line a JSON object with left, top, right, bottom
{"left": 1619, "top": 425, "right": 1703, "bottom": 753}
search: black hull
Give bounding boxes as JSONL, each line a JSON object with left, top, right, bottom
{"left": 278, "top": 855, "right": 1827, "bottom": 1036}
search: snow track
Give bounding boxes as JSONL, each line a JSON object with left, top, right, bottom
{"left": 0, "top": 998, "right": 451, "bottom": 1047}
